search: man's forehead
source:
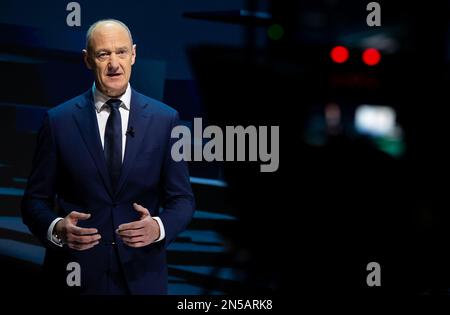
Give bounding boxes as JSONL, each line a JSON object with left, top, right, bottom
{"left": 92, "top": 23, "right": 128, "bottom": 39}
{"left": 90, "top": 22, "right": 132, "bottom": 46}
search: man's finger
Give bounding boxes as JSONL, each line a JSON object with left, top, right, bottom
{"left": 70, "top": 225, "right": 98, "bottom": 236}
{"left": 68, "top": 240, "right": 99, "bottom": 251}
{"left": 122, "top": 235, "right": 146, "bottom": 243}
{"left": 67, "top": 233, "right": 101, "bottom": 244}
{"left": 68, "top": 240, "right": 100, "bottom": 250}
{"left": 69, "top": 211, "right": 91, "bottom": 221}
{"left": 117, "top": 228, "right": 143, "bottom": 237}
{"left": 133, "top": 203, "right": 150, "bottom": 218}
{"left": 117, "top": 220, "right": 146, "bottom": 231}
{"left": 124, "top": 241, "right": 145, "bottom": 248}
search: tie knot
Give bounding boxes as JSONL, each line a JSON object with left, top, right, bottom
{"left": 106, "top": 99, "right": 122, "bottom": 110}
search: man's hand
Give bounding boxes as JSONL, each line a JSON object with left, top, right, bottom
{"left": 55, "top": 211, "right": 101, "bottom": 251}
{"left": 116, "top": 203, "right": 160, "bottom": 248}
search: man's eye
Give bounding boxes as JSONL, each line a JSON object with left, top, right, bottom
{"left": 97, "top": 52, "right": 108, "bottom": 58}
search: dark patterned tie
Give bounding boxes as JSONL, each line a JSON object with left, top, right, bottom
{"left": 104, "top": 99, "right": 122, "bottom": 192}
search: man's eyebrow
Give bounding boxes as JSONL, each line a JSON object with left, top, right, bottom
{"left": 95, "top": 49, "right": 111, "bottom": 54}
{"left": 95, "top": 47, "right": 129, "bottom": 53}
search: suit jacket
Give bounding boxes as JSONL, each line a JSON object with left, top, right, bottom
{"left": 21, "top": 88, "right": 195, "bottom": 294}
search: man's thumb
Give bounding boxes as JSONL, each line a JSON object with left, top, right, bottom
{"left": 133, "top": 203, "right": 150, "bottom": 219}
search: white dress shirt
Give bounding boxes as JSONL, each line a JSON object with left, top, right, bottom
{"left": 47, "top": 83, "right": 165, "bottom": 246}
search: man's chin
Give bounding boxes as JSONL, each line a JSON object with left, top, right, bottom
{"left": 102, "top": 84, "right": 127, "bottom": 97}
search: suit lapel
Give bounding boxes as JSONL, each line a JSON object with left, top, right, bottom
{"left": 115, "top": 90, "right": 152, "bottom": 197}
{"left": 72, "top": 90, "right": 115, "bottom": 198}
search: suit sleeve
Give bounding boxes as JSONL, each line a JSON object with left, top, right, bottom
{"left": 158, "top": 112, "right": 195, "bottom": 247}
{"left": 21, "top": 113, "right": 59, "bottom": 248}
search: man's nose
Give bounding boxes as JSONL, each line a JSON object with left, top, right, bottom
{"left": 108, "top": 53, "right": 120, "bottom": 70}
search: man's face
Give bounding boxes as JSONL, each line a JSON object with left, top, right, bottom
{"left": 83, "top": 22, "right": 136, "bottom": 97}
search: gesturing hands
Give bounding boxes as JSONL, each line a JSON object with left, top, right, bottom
{"left": 54, "top": 204, "right": 160, "bottom": 250}
{"left": 55, "top": 211, "right": 101, "bottom": 251}
{"left": 116, "top": 203, "right": 161, "bottom": 248}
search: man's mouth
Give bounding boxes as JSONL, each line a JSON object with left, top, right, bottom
{"left": 106, "top": 73, "right": 122, "bottom": 77}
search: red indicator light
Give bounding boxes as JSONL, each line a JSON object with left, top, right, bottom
{"left": 362, "top": 48, "right": 381, "bottom": 66}
{"left": 330, "top": 46, "right": 349, "bottom": 64}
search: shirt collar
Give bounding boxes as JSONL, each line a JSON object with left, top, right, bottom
{"left": 93, "top": 82, "right": 131, "bottom": 113}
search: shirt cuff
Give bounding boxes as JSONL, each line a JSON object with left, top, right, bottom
{"left": 152, "top": 216, "right": 165, "bottom": 243}
{"left": 47, "top": 217, "right": 64, "bottom": 247}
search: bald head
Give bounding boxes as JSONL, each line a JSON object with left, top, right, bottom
{"left": 82, "top": 18, "right": 136, "bottom": 97}
{"left": 86, "top": 19, "right": 133, "bottom": 53}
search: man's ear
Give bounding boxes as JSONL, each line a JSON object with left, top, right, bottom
{"left": 131, "top": 44, "right": 136, "bottom": 66}
{"left": 82, "top": 49, "right": 93, "bottom": 70}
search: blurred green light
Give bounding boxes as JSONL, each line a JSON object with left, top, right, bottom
{"left": 267, "top": 24, "right": 284, "bottom": 40}
{"left": 375, "top": 137, "right": 405, "bottom": 158}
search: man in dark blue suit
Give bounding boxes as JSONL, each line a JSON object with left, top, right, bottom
{"left": 21, "top": 19, "right": 195, "bottom": 294}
